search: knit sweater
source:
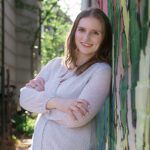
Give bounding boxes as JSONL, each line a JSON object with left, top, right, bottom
{"left": 20, "top": 57, "right": 111, "bottom": 150}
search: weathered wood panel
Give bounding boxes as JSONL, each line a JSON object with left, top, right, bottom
{"left": 90, "top": 0, "right": 150, "bottom": 149}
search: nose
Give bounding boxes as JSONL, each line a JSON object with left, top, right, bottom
{"left": 82, "top": 32, "right": 90, "bottom": 42}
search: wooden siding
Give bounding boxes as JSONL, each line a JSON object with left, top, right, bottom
{"left": 0, "top": 0, "right": 41, "bottom": 134}
{"left": 88, "top": 0, "right": 150, "bottom": 149}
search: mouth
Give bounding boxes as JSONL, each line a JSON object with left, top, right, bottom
{"left": 80, "top": 42, "right": 93, "bottom": 48}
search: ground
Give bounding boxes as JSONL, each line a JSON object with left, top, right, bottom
{"left": 17, "top": 138, "right": 32, "bottom": 150}
{"left": 0, "top": 136, "right": 32, "bottom": 150}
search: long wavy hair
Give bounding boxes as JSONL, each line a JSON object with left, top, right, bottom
{"left": 64, "top": 8, "right": 112, "bottom": 75}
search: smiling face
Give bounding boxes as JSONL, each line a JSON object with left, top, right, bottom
{"left": 75, "top": 17, "right": 104, "bottom": 59}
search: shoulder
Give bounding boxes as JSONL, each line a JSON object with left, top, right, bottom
{"left": 37, "top": 57, "right": 63, "bottom": 78}
{"left": 47, "top": 57, "right": 63, "bottom": 65}
{"left": 89, "top": 62, "right": 112, "bottom": 83}
{"left": 45, "top": 57, "right": 63, "bottom": 69}
{"left": 81, "top": 62, "right": 111, "bottom": 81}
{"left": 36, "top": 57, "right": 64, "bottom": 81}
{"left": 90, "top": 62, "right": 111, "bottom": 73}
{"left": 88, "top": 62, "right": 112, "bottom": 81}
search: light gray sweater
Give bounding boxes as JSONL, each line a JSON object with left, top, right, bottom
{"left": 20, "top": 57, "right": 111, "bottom": 150}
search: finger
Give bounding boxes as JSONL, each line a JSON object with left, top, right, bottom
{"left": 77, "top": 99, "right": 89, "bottom": 107}
{"left": 34, "top": 80, "right": 42, "bottom": 87}
{"left": 67, "top": 109, "right": 77, "bottom": 121}
{"left": 35, "top": 78, "right": 45, "bottom": 89}
{"left": 76, "top": 103, "right": 88, "bottom": 115}
{"left": 37, "top": 77, "right": 45, "bottom": 85}
{"left": 30, "top": 81, "right": 37, "bottom": 88}
{"left": 35, "top": 78, "right": 43, "bottom": 86}
{"left": 30, "top": 80, "right": 42, "bottom": 88}
{"left": 37, "top": 82, "right": 45, "bottom": 90}
{"left": 26, "top": 80, "right": 34, "bottom": 88}
{"left": 26, "top": 83, "right": 30, "bottom": 86}
{"left": 29, "top": 80, "right": 44, "bottom": 91}
{"left": 36, "top": 82, "right": 45, "bottom": 91}
{"left": 70, "top": 105, "right": 84, "bottom": 118}
{"left": 25, "top": 83, "right": 32, "bottom": 88}
{"left": 36, "top": 86, "right": 44, "bottom": 91}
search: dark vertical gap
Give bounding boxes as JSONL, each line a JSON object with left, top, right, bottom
{"left": 39, "top": 8, "right": 41, "bottom": 56}
{"left": 88, "top": 0, "right": 91, "bottom": 7}
{"left": 1, "top": 0, "right": 6, "bottom": 137}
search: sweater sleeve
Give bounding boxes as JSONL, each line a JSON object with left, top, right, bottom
{"left": 19, "top": 58, "right": 57, "bottom": 113}
{"left": 45, "top": 65, "right": 111, "bottom": 128}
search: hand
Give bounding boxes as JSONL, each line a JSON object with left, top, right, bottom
{"left": 47, "top": 98, "right": 89, "bottom": 121}
{"left": 25, "top": 77, "right": 45, "bottom": 91}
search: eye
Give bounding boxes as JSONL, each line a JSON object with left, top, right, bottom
{"left": 93, "top": 31, "right": 99, "bottom": 35}
{"left": 78, "top": 28, "right": 85, "bottom": 32}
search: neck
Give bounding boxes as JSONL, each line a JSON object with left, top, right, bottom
{"left": 76, "top": 53, "right": 92, "bottom": 66}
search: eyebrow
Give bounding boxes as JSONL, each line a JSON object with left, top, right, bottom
{"left": 77, "top": 26, "right": 102, "bottom": 33}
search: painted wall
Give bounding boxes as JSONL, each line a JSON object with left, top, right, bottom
{"left": 85, "top": 0, "right": 150, "bottom": 149}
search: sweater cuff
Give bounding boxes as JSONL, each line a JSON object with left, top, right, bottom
{"left": 41, "top": 93, "right": 53, "bottom": 113}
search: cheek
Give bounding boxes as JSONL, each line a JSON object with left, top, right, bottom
{"left": 93, "top": 36, "right": 103, "bottom": 46}
{"left": 75, "top": 31, "right": 82, "bottom": 40}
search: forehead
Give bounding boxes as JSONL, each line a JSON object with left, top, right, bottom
{"left": 77, "top": 17, "right": 103, "bottom": 30}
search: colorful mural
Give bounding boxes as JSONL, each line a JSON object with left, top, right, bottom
{"left": 93, "top": 0, "right": 150, "bottom": 149}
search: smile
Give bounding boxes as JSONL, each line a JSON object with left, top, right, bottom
{"left": 80, "top": 42, "right": 93, "bottom": 48}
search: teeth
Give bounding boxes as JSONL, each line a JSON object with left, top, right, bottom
{"left": 81, "top": 43, "right": 91, "bottom": 46}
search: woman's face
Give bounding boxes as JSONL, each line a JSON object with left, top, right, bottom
{"left": 75, "top": 17, "right": 104, "bottom": 58}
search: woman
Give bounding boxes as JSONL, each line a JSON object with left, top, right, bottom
{"left": 20, "top": 8, "right": 112, "bottom": 150}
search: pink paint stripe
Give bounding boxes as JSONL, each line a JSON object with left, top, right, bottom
{"left": 97, "top": 0, "right": 100, "bottom": 8}
{"left": 96, "top": 0, "right": 108, "bottom": 16}
{"left": 103, "top": 0, "right": 108, "bottom": 15}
